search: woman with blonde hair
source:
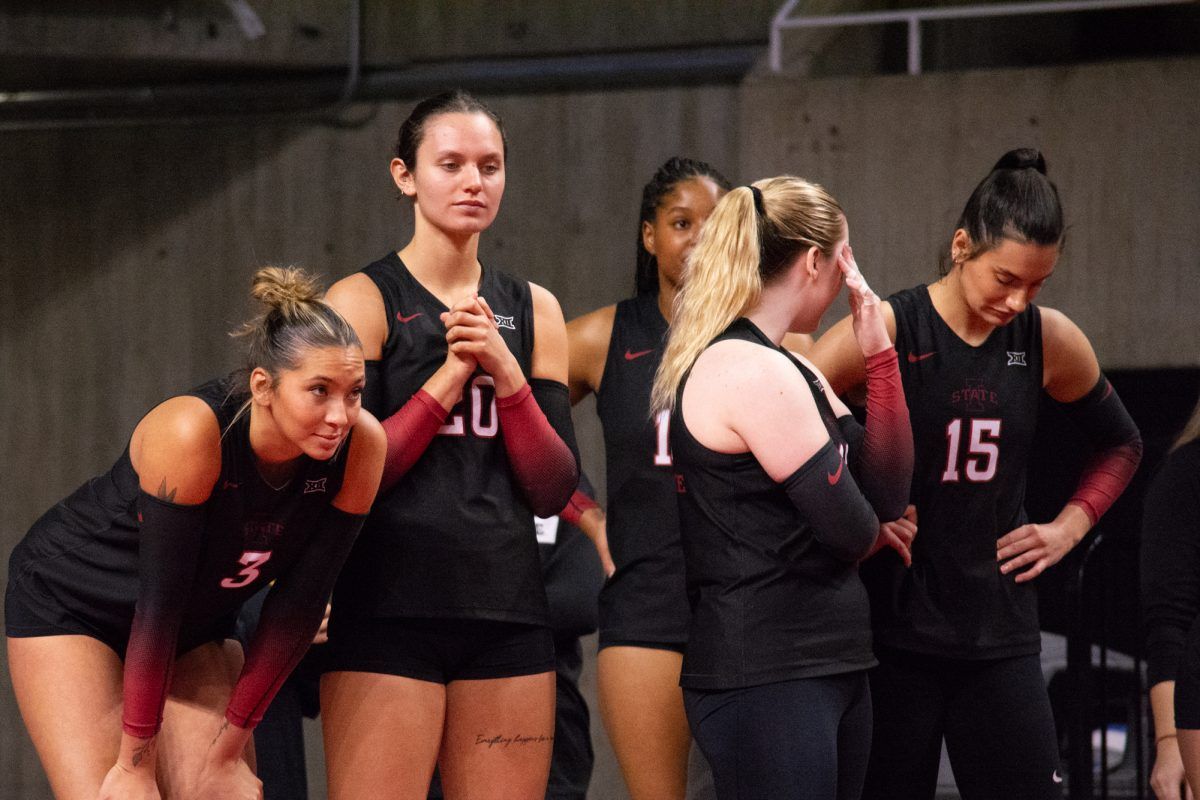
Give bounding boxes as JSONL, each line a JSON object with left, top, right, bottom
{"left": 1144, "top": 396, "right": 1200, "bottom": 800}
{"left": 652, "top": 177, "right": 914, "bottom": 798}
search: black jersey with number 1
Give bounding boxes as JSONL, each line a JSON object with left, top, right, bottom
{"left": 331, "top": 252, "right": 546, "bottom": 626}
{"left": 861, "top": 284, "right": 1044, "bottom": 659}
{"left": 594, "top": 293, "right": 689, "bottom": 647}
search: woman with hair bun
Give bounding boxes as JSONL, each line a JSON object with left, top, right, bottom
{"left": 811, "top": 148, "right": 1143, "bottom": 800}
{"left": 319, "top": 89, "right": 579, "bottom": 799}
{"left": 5, "top": 266, "right": 386, "bottom": 800}
{"left": 652, "top": 176, "right": 914, "bottom": 799}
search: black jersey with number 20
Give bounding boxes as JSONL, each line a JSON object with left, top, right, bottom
{"left": 332, "top": 252, "right": 546, "bottom": 625}
{"left": 861, "top": 284, "right": 1044, "bottom": 659}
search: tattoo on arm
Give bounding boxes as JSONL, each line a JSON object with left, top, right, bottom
{"left": 131, "top": 737, "right": 156, "bottom": 768}
{"left": 210, "top": 720, "right": 229, "bottom": 748}
{"left": 156, "top": 477, "right": 178, "bottom": 503}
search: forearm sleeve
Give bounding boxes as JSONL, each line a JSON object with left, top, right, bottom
{"left": 783, "top": 439, "right": 880, "bottom": 562}
{"left": 225, "top": 506, "right": 366, "bottom": 729}
{"left": 497, "top": 379, "right": 581, "bottom": 517}
{"left": 379, "top": 389, "right": 449, "bottom": 491}
{"left": 847, "top": 347, "right": 913, "bottom": 521}
{"left": 1141, "top": 452, "right": 1200, "bottom": 685}
{"left": 122, "top": 491, "right": 207, "bottom": 738}
{"left": 1058, "top": 375, "right": 1143, "bottom": 525}
{"left": 560, "top": 487, "right": 599, "bottom": 526}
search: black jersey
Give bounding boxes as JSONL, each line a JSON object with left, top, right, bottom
{"left": 671, "top": 319, "right": 876, "bottom": 690}
{"left": 332, "top": 252, "right": 546, "bottom": 624}
{"left": 594, "top": 293, "right": 689, "bottom": 645}
{"left": 6, "top": 378, "right": 352, "bottom": 653}
{"left": 861, "top": 284, "right": 1044, "bottom": 658}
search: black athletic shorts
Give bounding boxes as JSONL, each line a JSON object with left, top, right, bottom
{"left": 1176, "top": 619, "right": 1200, "bottom": 729}
{"left": 323, "top": 616, "right": 555, "bottom": 683}
{"left": 4, "top": 576, "right": 236, "bottom": 658}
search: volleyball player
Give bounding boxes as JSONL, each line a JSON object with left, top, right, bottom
{"left": 811, "top": 148, "right": 1143, "bottom": 800}
{"left": 651, "top": 177, "right": 914, "bottom": 799}
{"left": 319, "top": 90, "right": 579, "bottom": 800}
{"left": 6, "top": 267, "right": 386, "bottom": 800}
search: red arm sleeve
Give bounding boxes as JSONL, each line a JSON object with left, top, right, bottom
{"left": 560, "top": 487, "right": 599, "bottom": 526}
{"left": 122, "top": 492, "right": 207, "bottom": 738}
{"left": 842, "top": 347, "right": 913, "bottom": 522}
{"left": 225, "top": 506, "right": 365, "bottom": 729}
{"left": 379, "top": 389, "right": 449, "bottom": 491}
{"left": 1058, "top": 376, "right": 1143, "bottom": 525}
{"left": 496, "top": 380, "right": 580, "bottom": 518}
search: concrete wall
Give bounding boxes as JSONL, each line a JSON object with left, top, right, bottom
{"left": 1, "top": 56, "right": 1195, "bottom": 797}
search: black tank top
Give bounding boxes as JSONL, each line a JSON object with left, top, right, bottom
{"left": 8, "top": 378, "right": 352, "bottom": 647}
{"left": 594, "top": 293, "right": 690, "bottom": 643}
{"left": 671, "top": 318, "right": 876, "bottom": 690}
{"left": 332, "top": 252, "right": 546, "bottom": 624}
{"left": 861, "top": 284, "right": 1044, "bottom": 658}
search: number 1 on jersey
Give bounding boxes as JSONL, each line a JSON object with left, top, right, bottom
{"left": 653, "top": 409, "right": 673, "bottom": 466}
{"left": 942, "top": 418, "right": 1001, "bottom": 482}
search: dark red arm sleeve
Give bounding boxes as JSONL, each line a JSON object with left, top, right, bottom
{"left": 379, "top": 389, "right": 449, "bottom": 491}
{"left": 122, "top": 491, "right": 207, "bottom": 738}
{"left": 496, "top": 379, "right": 580, "bottom": 517}
{"left": 840, "top": 347, "right": 913, "bottom": 522}
{"left": 560, "top": 487, "right": 599, "bottom": 526}
{"left": 225, "top": 506, "right": 366, "bottom": 729}
{"left": 1058, "top": 375, "right": 1143, "bottom": 525}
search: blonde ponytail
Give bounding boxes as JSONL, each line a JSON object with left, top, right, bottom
{"left": 650, "top": 177, "right": 846, "bottom": 415}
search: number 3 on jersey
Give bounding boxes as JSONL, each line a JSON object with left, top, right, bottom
{"left": 221, "top": 550, "right": 272, "bottom": 589}
{"left": 653, "top": 409, "right": 673, "bottom": 466}
{"left": 942, "top": 418, "right": 1001, "bottom": 482}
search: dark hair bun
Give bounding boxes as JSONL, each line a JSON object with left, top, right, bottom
{"left": 992, "top": 148, "right": 1047, "bottom": 175}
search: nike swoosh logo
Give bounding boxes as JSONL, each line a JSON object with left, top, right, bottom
{"left": 396, "top": 312, "right": 424, "bottom": 324}
{"left": 625, "top": 349, "right": 653, "bottom": 361}
{"left": 1052, "top": 771, "right": 1063, "bottom": 784}
{"left": 827, "top": 458, "right": 844, "bottom": 485}
{"left": 907, "top": 351, "right": 936, "bottom": 363}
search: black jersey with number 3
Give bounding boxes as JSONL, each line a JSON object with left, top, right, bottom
{"left": 594, "top": 293, "right": 689, "bottom": 646}
{"left": 5, "top": 378, "right": 352, "bottom": 653}
{"left": 861, "top": 284, "right": 1044, "bottom": 659}
{"left": 331, "top": 252, "right": 546, "bottom": 625}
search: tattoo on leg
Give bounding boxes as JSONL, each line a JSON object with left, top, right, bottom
{"left": 156, "top": 477, "right": 178, "bottom": 503}
{"left": 474, "top": 732, "right": 555, "bottom": 748}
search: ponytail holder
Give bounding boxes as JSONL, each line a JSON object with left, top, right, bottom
{"left": 749, "top": 185, "right": 765, "bottom": 217}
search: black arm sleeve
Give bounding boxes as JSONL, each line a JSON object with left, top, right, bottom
{"left": 531, "top": 378, "right": 582, "bottom": 472}
{"left": 1141, "top": 443, "right": 1200, "bottom": 686}
{"left": 362, "top": 360, "right": 386, "bottom": 417}
{"left": 783, "top": 439, "right": 880, "bottom": 562}
{"left": 225, "top": 506, "right": 366, "bottom": 728}
{"left": 122, "top": 491, "right": 208, "bottom": 738}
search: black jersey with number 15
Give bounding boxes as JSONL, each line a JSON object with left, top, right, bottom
{"left": 331, "top": 252, "right": 546, "bottom": 626}
{"left": 861, "top": 284, "right": 1044, "bottom": 659}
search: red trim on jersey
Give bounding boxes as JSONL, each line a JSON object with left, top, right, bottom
{"left": 380, "top": 389, "right": 450, "bottom": 491}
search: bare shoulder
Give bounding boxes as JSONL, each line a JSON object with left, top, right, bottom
{"left": 1039, "top": 305, "right": 1100, "bottom": 401}
{"left": 130, "top": 395, "right": 222, "bottom": 503}
{"left": 567, "top": 304, "right": 617, "bottom": 352}
{"left": 528, "top": 282, "right": 568, "bottom": 382}
{"left": 325, "top": 273, "right": 387, "bottom": 359}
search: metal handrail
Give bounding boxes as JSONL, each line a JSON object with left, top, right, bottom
{"left": 770, "top": 0, "right": 1196, "bottom": 75}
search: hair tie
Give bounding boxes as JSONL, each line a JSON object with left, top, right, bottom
{"left": 749, "top": 185, "right": 765, "bottom": 217}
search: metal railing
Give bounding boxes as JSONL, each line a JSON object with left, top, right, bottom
{"left": 770, "top": 0, "right": 1196, "bottom": 75}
